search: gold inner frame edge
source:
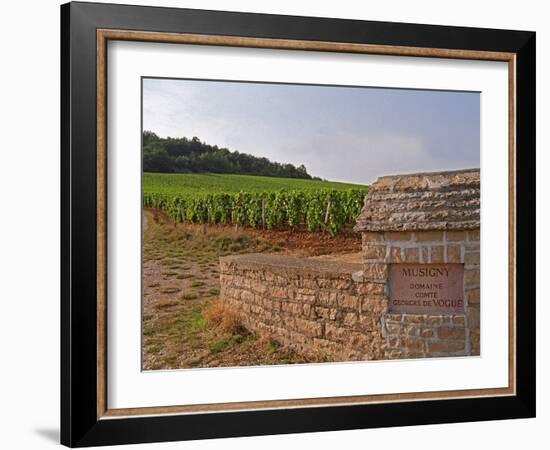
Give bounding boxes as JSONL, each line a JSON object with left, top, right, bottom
{"left": 96, "top": 29, "right": 517, "bottom": 420}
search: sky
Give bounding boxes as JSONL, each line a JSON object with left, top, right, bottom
{"left": 142, "top": 78, "right": 480, "bottom": 184}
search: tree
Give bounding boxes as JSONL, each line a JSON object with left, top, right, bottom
{"left": 141, "top": 130, "right": 314, "bottom": 179}
{"left": 143, "top": 146, "right": 173, "bottom": 172}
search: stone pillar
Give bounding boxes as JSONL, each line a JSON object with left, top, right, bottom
{"left": 354, "top": 169, "right": 480, "bottom": 359}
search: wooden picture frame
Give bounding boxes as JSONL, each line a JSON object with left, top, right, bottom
{"left": 61, "top": 1, "right": 535, "bottom": 447}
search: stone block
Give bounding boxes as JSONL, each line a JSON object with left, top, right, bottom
{"left": 361, "top": 298, "right": 387, "bottom": 315}
{"left": 467, "top": 306, "right": 480, "bottom": 328}
{"left": 465, "top": 251, "right": 480, "bottom": 265}
{"left": 389, "top": 247, "right": 404, "bottom": 263}
{"left": 281, "top": 301, "right": 301, "bottom": 315}
{"left": 338, "top": 293, "right": 359, "bottom": 310}
{"left": 294, "top": 318, "right": 323, "bottom": 338}
{"left": 362, "top": 263, "right": 388, "bottom": 281}
{"left": 302, "top": 303, "right": 313, "bottom": 317}
{"left": 318, "top": 291, "right": 338, "bottom": 308}
{"left": 405, "top": 247, "right": 419, "bottom": 262}
{"left": 402, "top": 314, "right": 426, "bottom": 323}
{"left": 428, "top": 340, "right": 466, "bottom": 353}
{"left": 452, "top": 315, "right": 466, "bottom": 326}
{"left": 343, "top": 312, "right": 359, "bottom": 327}
{"left": 437, "top": 326, "right": 465, "bottom": 340}
{"left": 468, "top": 230, "right": 480, "bottom": 241}
{"left": 288, "top": 330, "right": 308, "bottom": 345}
{"left": 324, "top": 323, "right": 349, "bottom": 342}
{"left": 404, "top": 325, "right": 420, "bottom": 336}
{"left": 295, "top": 288, "right": 316, "bottom": 303}
{"left": 312, "top": 338, "right": 344, "bottom": 356}
{"left": 385, "top": 321, "right": 403, "bottom": 334}
{"left": 296, "top": 277, "right": 318, "bottom": 289}
{"left": 270, "top": 286, "right": 289, "bottom": 299}
{"left": 332, "top": 278, "right": 354, "bottom": 290}
{"left": 466, "top": 288, "right": 479, "bottom": 305}
{"left": 385, "top": 314, "right": 403, "bottom": 322}
{"left": 314, "top": 306, "right": 338, "bottom": 321}
{"left": 431, "top": 245, "right": 445, "bottom": 263}
{"left": 384, "top": 231, "right": 413, "bottom": 241}
{"left": 415, "top": 231, "right": 444, "bottom": 242}
{"left": 388, "top": 336, "right": 400, "bottom": 348}
{"left": 420, "top": 247, "right": 429, "bottom": 263}
{"left": 386, "top": 350, "right": 403, "bottom": 359}
{"left": 464, "top": 268, "right": 480, "bottom": 286}
{"left": 241, "top": 291, "right": 254, "bottom": 302}
{"left": 464, "top": 241, "right": 480, "bottom": 252}
{"left": 401, "top": 336, "right": 426, "bottom": 352}
{"left": 358, "top": 314, "right": 376, "bottom": 331}
{"left": 356, "top": 281, "right": 385, "bottom": 296}
{"left": 362, "top": 232, "right": 384, "bottom": 243}
{"left": 421, "top": 328, "right": 434, "bottom": 338}
{"left": 446, "top": 230, "right": 468, "bottom": 241}
{"left": 349, "top": 331, "right": 372, "bottom": 349}
{"left": 447, "top": 244, "right": 462, "bottom": 263}
{"left": 363, "top": 244, "right": 387, "bottom": 260}
{"left": 470, "top": 330, "right": 480, "bottom": 355}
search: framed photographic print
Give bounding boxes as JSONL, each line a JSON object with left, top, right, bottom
{"left": 60, "top": 1, "right": 536, "bottom": 447}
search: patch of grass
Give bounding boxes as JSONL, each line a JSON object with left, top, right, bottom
{"left": 147, "top": 282, "right": 160, "bottom": 288}
{"left": 176, "top": 273, "right": 194, "bottom": 279}
{"left": 181, "top": 292, "right": 199, "bottom": 300}
{"left": 146, "top": 343, "right": 162, "bottom": 353}
{"left": 143, "top": 314, "right": 153, "bottom": 321}
{"left": 203, "top": 299, "right": 242, "bottom": 333}
{"left": 210, "top": 336, "right": 232, "bottom": 353}
{"left": 162, "top": 258, "right": 179, "bottom": 265}
{"left": 154, "top": 300, "right": 179, "bottom": 310}
{"left": 208, "top": 287, "right": 220, "bottom": 296}
{"left": 171, "top": 305, "right": 207, "bottom": 334}
{"left": 191, "top": 280, "right": 205, "bottom": 288}
{"left": 191, "top": 316, "right": 207, "bottom": 331}
{"left": 239, "top": 334, "right": 256, "bottom": 350}
{"left": 143, "top": 326, "right": 155, "bottom": 336}
{"left": 164, "top": 355, "right": 178, "bottom": 366}
{"left": 268, "top": 339, "right": 281, "bottom": 354}
{"left": 159, "top": 287, "right": 181, "bottom": 294}
{"left": 185, "top": 357, "right": 204, "bottom": 368}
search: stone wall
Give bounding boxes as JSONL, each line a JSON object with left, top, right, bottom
{"left": 219, "top": 169, "right": 481, "bottom": 361}
{"left": 219, "top": 254, "right": 388, "bottom": 361}
{"left": 219, "top": 230, "right": 480, "bottom": 361}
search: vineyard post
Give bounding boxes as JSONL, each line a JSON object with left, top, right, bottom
{"left": 324, "top": 200, "right": 331, "bottom": 224}
{"left": 261, "top": 198, "right": 266, "bottom": 229}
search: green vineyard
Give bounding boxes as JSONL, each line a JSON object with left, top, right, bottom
{"left": 143, "top": 173, "right": 369, "bottom": 236}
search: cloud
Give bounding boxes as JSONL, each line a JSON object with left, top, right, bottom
{"left": 142, "top": 78, "right": 479, "bottom": 184}
{"left": 298, "top": 131, "right": 431, "bottom": 184}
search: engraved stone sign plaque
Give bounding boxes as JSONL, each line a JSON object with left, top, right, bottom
{"left": 389, "top": 263, "right": 465, "bottom": 314}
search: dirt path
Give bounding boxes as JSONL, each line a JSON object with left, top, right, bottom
{"left": 142, "top": 208, "right": 362, "bottom": 370}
